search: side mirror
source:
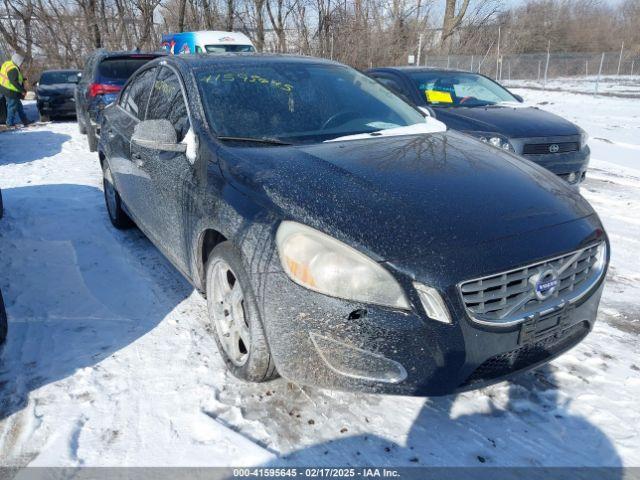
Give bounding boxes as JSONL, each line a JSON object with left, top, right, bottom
{"left": 418, "top": 106, "right": 436, "bottom": 118}
{"left": 513, "top": 94, "right": 524, "bottom": 103}
{"left": 132, "top": 119, "right": 187, "bottom": 153}
{"left": 77, "top": 72, "right": 82, "bottom": 79}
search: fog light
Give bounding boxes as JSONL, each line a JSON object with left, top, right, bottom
{"left": 567, "top": 172, "right": 578, "bottom": 184}
{"left": 310, "top": 332, "right": 407, "bottom": 383}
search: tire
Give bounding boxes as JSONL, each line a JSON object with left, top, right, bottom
{"left": 205, "top": 242, "right": 278, "bottom": 382}
{"left": 102, "top": 162, "right": 133, "bottom": 229}
{"left": 0, "top": 289, "right": 7, "bottom": 345}
{"left": 77, "top": 106, "right": 87, "bottom": 134}
{"left": 87, "top": 116, "right": 98, "bottom": 152}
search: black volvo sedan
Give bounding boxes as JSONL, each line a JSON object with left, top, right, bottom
{"left": 98, "top": 55, "right": 608, "bottom": 396}
{"left": 366, "top": 67, "right": 590, "bottom": 185}
{"left": 36, "top": 69, "right": 81, "bottom": 121}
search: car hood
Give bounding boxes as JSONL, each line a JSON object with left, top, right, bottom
{"left": 37, "top": 83, "right": 76, "bottom": 96}
{"left": 434, "top": 104, "right": 580, "bottom": 138}
{"left": 221, "top": 130, "right": 595, "bottom": 263}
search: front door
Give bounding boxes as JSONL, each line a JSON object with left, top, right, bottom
{"left": 109, "top": 66, "right": 158, "bottom": 220}
{"left": 130, "top": 66, "right": 196, "bottom": 273}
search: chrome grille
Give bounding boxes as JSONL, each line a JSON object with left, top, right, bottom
{"left": 459, "top": 243, "right": 606, "bottom": 326}
{"left": 522, "top": 142, "right": 579, "bottom": 155}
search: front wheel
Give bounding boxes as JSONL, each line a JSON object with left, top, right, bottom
{"left": 102, "top": 163, "right": 133, "bottom": 229}
{"left": 205, "top": 242, "right": 278, "bottom": 382}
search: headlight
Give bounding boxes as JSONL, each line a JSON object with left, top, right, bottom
{"left": 579, "top": 129, "right": 589, "bottom": 148}
{"left": 276, "top": 221, "right": 410, "bottom": 310}
{"left": 466, "top": 131, "right": 514, "bottom": 152}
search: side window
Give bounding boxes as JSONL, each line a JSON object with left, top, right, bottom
{"left": 375, "top": 76, "right": 406, "bottom": 96}
{"left": 123, "top": 67, "right": 157, "bottom": 119}
{"left": 146, "top": 67, "right": 190, "bottom": 142}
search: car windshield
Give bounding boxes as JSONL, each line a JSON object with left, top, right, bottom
{"left": 204, "top": 45, "right": 255, "bottom": 53}
{"left": 196, "top": 62, "right": 426, "bottom": 144}
{"left": 407, "top": 71, "right": 517, "bottom": 107}
{"left": 39, "top": 71, "right": 78, "bottom": 84}
{"left": 98, "top": 57, "right": 156, "bottom": 80}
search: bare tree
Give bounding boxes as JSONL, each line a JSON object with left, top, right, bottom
{"left": 441, "top": 0, "right": 470, "bottom": 52}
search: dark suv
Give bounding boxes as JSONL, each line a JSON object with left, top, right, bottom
{"left": 98, "top": 55, "right": 608, "bottom": 396}
{"left": 367, "top": 67, "right": 590, "bottom": 185}
{"left": 76, "top": 50, "right": 164, "bottom": 152}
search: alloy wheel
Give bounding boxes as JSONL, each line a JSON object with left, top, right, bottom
{"left": 208, "top": 259, "right": 250, "bottom": 366}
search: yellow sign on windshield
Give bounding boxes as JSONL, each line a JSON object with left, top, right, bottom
{"left": 425, "top": 90, "right": 453, "bottom": 104}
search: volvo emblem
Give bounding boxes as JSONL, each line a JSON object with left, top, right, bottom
{"left": 530, "top": 268, "right": 560, "bottom": 300}
{"left": 549, "top": 144, "right": 560, "bottom": 153}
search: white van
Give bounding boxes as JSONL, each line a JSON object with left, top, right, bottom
{"left": 160, "top": 31, "right": 255, "bottom": 55}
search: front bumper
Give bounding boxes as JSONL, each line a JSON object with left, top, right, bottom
{"left": 252, "top": 216, "right": 607, "bottom": 397}
{"left": 511, "top": 136, "right": 590, "bottom": 185}
{"left": 37, "top": 98, "right": 76, "bottom": 117}
{"left": 257, "top": 269, "right": 603, "bottom": 396}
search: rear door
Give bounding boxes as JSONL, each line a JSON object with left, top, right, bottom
{"left": 106, "top": 66, "right": 158, "bottom": 219}
{"left": 131, "top": 65, "right": 196, "bottom": 272}
{"left": 76, "top": 53, "right": 97, "bottom": 117}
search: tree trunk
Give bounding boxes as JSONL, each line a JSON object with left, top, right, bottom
{"left": 226, "top": 0, "right": 235, "bottom": 30}
{"left": 178, "top": 0, "right": 188, "bottom": 31}
{"left": 254, "top": 0, "right": 266, "bottom": 50}
{"left": 441, "top": 0, "right": 470, "bottom": 53}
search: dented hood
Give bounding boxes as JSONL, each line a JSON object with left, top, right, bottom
{"left": 220, "top": 130, "right": 595, "bottom": 262}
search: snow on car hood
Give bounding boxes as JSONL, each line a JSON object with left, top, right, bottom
{"left": 325, "top": 119, "right": 447, "bottom": 143}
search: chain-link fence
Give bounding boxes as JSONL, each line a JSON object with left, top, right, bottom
{"left": 418, "top": 51, "right": 640, "bottom": 97}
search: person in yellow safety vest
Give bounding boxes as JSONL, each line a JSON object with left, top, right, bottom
{"left": 0, "top": 53, "right": 30, "bottom": 127}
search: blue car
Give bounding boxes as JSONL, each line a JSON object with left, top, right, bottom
{"left": 75, "top": 50, "right": 164, "bottom": 152}
{"left": 367, "top": 67, "right": 590, "bottom": 185}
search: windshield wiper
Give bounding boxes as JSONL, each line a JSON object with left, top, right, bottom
{"left": 217, "top": 136, "right": 293, "bottom": 145}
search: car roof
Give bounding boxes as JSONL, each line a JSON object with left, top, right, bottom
{"left": 41, "top": 69, "right": 80, "bottom": 73}
{"left": 155, "top": 53, "right": 341, "bottom": 71}
{"left": 368, "top": 66, "right": 472, "bottom": 75}
{"left": 93, "top": 49, "right": 166, "bottom": 60}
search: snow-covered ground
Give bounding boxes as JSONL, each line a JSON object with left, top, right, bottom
{"left": 0, "top": 95, "right": 639, "bottom": 468}
{"left": 505, "top": 76, "right": 640, "bottom": 97}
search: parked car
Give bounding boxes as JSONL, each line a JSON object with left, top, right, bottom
{"left": 161, "top": 30, "right": 255, "bottom": 55}
{"left": 98, "top": 55, "right": 609, "bottom": 396}
{"left": 76, "top": 50, "right": 164, "bottom": 152}
{"left": 366, "top": 67, "right": 590, "bottom": 185}
{"left": 35, "top": 69, "right": 81, "bottom": 121}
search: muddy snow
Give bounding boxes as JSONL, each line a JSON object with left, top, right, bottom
{"left": 0, "top": 94, "right": 638, "bottom": 467}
